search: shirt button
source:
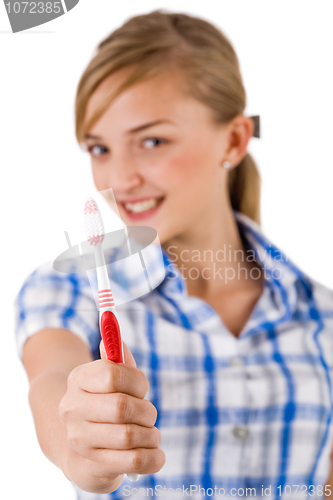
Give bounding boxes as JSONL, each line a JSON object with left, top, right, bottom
{"left": 229, "top": 356, "right": 245, "bottom": 367}
{"left": 233, "top": 425, "right": 249, "bottom": 440}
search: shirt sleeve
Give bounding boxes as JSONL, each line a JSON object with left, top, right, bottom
{"left": 14, "top": 260, "right": 100, "bottom": 361}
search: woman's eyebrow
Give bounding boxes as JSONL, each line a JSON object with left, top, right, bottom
{"left": 84, "top": 119, "right": 175, "bottom": 140}
{"left": 84, "top": 133, "right": 102, "bottom": 140}
{"left": 126, "top": 119, "right": 175, "bottom": 134}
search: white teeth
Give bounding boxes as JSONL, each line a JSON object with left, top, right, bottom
{"left": 124, "top": 198, "right": 160, "bottom": 213}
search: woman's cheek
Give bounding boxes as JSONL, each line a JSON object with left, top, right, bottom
{"left": 175, "top": 137, "right": 210, "bottom": 175}
{"left": 92, "top": 167, "right": 109, "bottom": 192}
{"left": 161, "top": 152, "right": 202, "bottom": 184}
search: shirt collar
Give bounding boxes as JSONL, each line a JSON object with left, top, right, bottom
{"left": 157, "top": 210, "right": 313, "bottom": 323}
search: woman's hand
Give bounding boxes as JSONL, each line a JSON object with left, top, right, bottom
{"left": 58, "top": 340, "right": 165, "bottom": 494}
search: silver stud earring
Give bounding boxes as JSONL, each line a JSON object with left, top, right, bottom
{"left": 223, "top": 161, "right": 232, "bottom": 170}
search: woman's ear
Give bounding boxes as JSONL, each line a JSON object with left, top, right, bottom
{"left": 222, "top": 115, "right": 254, "bottom": 167}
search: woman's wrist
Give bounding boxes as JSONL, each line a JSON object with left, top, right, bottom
{"left": 59, "top": 441, "right": 74, "bottom": 483}
{"left": 28, "top": 370, "right": 71, "bottom": 469}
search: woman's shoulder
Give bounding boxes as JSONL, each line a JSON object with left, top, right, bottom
{"left": 16, "top": 259, "right": 92, "bottom": 297}
{"left": 233, "top": 211, "right": 333, "bottom": 313}
{"left": 308, "top": 274, "right": 333, "bottom": 311}
{"left": 290, "top": 263, "right": 333, "bottom": 330}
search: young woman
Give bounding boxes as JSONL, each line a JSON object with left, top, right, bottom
{"left": 15, "top": 9, "right": 333, "bottom": 500}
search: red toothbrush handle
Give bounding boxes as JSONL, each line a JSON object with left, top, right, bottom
{"left": 100, "top": 310, "right": 124, "bottom": 363}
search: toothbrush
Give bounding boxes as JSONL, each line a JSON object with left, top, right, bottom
{"left": 83, "top": 197, "right": 140, "bottom": 483}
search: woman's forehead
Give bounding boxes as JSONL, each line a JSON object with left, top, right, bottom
{"left": 84, "top": 68, "right": 195, "bottom": 130}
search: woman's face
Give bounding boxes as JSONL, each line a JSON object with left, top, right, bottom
{"left": 83, "top": 68, "right": 234, "bottom": 246}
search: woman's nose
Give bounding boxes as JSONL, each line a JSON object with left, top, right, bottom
{"left": 106, "top": 155, "right": 142, "bottom": 192}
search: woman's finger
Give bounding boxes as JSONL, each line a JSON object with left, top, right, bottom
{"left": 78, "top": 392, "right": 157, "bottom": 427}
{"left": 87, "top": 448, "right": 166, "bottom": 478}
{"left": 68, "top": 358, "right": 148, "bottom": 398}
{"left": 69, "top": 422, "right": 161, "bottom": 457}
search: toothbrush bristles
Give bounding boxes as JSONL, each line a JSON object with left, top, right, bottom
{"left": 83, "top": 197, "right": 105, "bottom": 246}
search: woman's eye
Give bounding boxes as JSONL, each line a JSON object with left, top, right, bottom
{"left": 85, "top": 138, "right": 164, "bottom": 156}
{"left": 87, "top": 145, "right": 108, "bottom": 157}
{"left": 142, "top": 137, "right": 165, "bottom": 149}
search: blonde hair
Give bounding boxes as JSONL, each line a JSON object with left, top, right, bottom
{"left": 75, "top": 9, "right": 261, "bottom": 224}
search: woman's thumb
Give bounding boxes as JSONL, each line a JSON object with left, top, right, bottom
{"left": 122, "top": 341, "right": 137, "bottom": 367}
{"left": 99, "top": 339, "right": 136, "bottom": 367}
{"left": 99, "top": 339, "right": 107, "bottom": 359}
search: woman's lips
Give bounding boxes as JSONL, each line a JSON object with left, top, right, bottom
{"left": 119, "top": 197, "right": 165, "bottom": 221}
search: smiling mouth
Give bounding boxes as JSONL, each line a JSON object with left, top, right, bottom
{"left": 121, "top": 197, "right": 165, "bottom": 214}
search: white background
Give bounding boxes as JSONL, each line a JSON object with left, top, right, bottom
{"left": 1, "top": 1, "right": 333, "bottom": 499}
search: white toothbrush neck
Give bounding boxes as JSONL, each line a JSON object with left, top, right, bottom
{"left": 94, "top": 244, "right": 110, "bottom": 291}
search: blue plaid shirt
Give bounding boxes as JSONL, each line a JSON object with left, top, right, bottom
{"left": 14, "top": 210, "right": 333, "bottom": 499}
